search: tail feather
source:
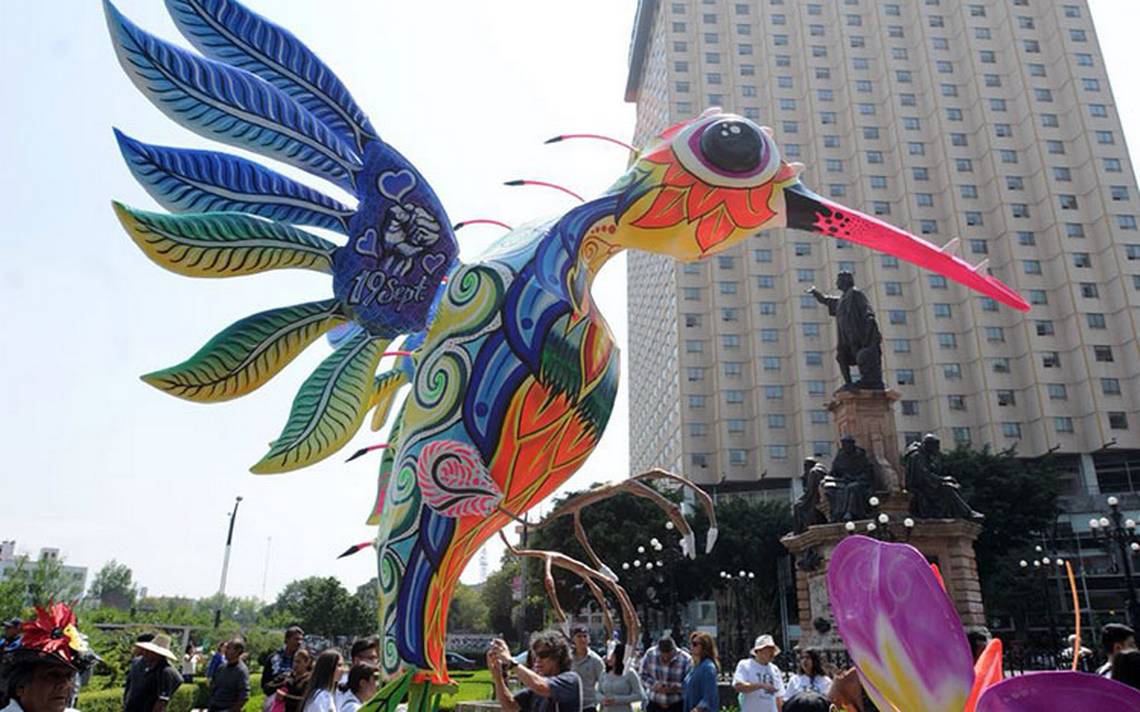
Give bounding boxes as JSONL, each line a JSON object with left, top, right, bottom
{"left": 105, "top": 0, "right": 361, "bottom": 193}
{"left": 166, "top": 0, "right": 378, "bottom": 153}
{"left": 370, "top": 368, "right": 410, "bottom": 431}
{"left": 250, "top": 331, "right": 387, "bottom": 473}
{"left": 113, "top": 129, "right": 352, "bottom": 234}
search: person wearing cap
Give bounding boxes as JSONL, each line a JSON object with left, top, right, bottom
{"left": 570, "top": 627, "right": 604, "bottom": 712}
{"left": 122, "top": 633, "right": 182, "bottom": 712}
{"left": 638, "top": 636, "right": 690, "bottom": 712}
{"left": 0, "top": 603, "right": 94, "bottom": 712}
{"left": 732, "top": 635, "right": 784, "bottom": 712}
{"left": 1, "top": 620, "right": 21, "bottom": 653}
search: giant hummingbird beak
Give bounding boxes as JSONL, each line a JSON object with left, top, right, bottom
{"left": 784, "top": 183, "right": 1029, "bottom": 312}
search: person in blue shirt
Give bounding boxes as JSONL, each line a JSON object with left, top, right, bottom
{"left": 682, "top": 633, "right": 719, "bottom": 712}
{"left": 1, "top": 620, "right": 21, "bottom": 652}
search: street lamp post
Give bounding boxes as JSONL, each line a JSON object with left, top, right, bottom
{"left": 1018, "top": 552, "right": 1063, "bottom": 651}
{"left": 214, "top": 495, "right": 243, "bottom": 628}
{"left": 1089, "top": 495, "right": 1140, "bottom": 627}
{"left": 719, "top": 570, "right": 756, "bottom": 662}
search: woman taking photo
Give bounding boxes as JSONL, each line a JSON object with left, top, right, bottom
{"left": 598, "top": 642, "right": 645, "bottom": 712}
{"left": 301, "top": 649, "right": 343, "bottom": 712}
{"left": 272, "top": 648, "right": 313, "bottom": 712}
{"left": 682, "top": 633, "right": 719, "bottom": 712}
{"left": 784, "top": 648, "right": 831, "bottom": 701}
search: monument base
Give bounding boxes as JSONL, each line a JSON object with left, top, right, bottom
{"left": 781, "top": 517, "right": 985, "bottom": 650}
{"left": 827, "top": 389, "right": 904, "bottom": 493}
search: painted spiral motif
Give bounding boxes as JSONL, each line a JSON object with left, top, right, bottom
{"left": 416, "top": 440, "right": 503, "bottom": 518}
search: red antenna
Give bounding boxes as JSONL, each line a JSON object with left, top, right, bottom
{"left": 381, "top": 350, "right": 414, "bottom": 358}
{"left": 454, "top": 219, "right": 513, "bottom": 231}
{"left": 503, "top": 179, "right": 585, "bottom": 203}
{"left": 545, "top": 133, "right": 637, "bottom": 153}
{"left": 345, "top": 442, "right": 389, "bottom": 463}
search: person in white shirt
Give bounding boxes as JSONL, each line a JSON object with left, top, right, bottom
{"left": 732, "top": 635, "right": 785, "bottom": 712}
{"left": 300, "top": 649, "right": 343, "bottom": 712}
{"left": 338, "top": 663, "right": 378, "bottom": 712}
{"left": 781, "top": 649, "right": 830, "bottom": 702}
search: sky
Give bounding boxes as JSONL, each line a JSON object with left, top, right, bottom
{"left": 2, "top": 1, "right": 1139, "bottom": 604}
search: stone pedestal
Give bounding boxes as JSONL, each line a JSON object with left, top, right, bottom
{"left": 781, "top": 518, "right": 986, "bottom": 651}
{"left": 827, "top": 389, "right": 904, "bottom": 495}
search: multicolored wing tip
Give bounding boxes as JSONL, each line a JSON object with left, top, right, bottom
{"left": 826, "top": 535, "right": 975, "bottom": 712}
{"left": 975, "top": 671, "right": 1140, "bottom": 712}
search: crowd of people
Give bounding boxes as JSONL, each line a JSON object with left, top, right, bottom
{"left": 487, "top": 627, "right": 836, "bottom": 712}
{"left": 113, "top": 626, "right": 384, "bottom": 712}
{"left": 3, "top": 603, "right": 1139, "bottom": 712}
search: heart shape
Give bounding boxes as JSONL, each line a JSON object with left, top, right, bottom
{"left": 421, "top": 252, "right": 447, "bottom": 275}
{"left": 377, "top": 169, "right": 417, "bottom": 202}
{"left": 355, "top": 228, "right": 380, "bottom": 257}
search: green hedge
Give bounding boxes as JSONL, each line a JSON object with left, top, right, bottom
{"left": 78, "top": 674, "right": 264, "bottom": 712}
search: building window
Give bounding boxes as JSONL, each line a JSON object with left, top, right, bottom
{"left": 1023, "top": 260, "right": 1042, "bottom": 275}
{"left": 1087, "top": 313, "right": 1107, "bottom": 329}
{"left": 1103, "top": 378, "right": 1122, "bottom": 396}
{"left": 1073, "top": 253, "right": 1092, "bottom": 268}
{"left": 688, "top": 423, "right": 707, "bottom": 438}
{"left": 1002, "top": 422, "right": 1022, "bottom": 438}
{"left": 1094, "top": 345, "right": 1115, "bottom": 363}
{"left": 1036, "top": 320, "right": 1055, "bottom": 336}
{"left": 952, "top": 427, "right": 971, "bottom": 445}
{"left": 943, "top": 364, "right": 962, "bottom": 380}
{"left": 768, "top": 445, "right": 788, "bottom": 460}
{"left": 997, "top": 390, "right": 1016, "bottom": 406}
{"left": 729, "top": 449, "right": 748, "bottom": 465}
{"left": 765, "top": 385, "right": 784, "bottom": 400}
{"left": 901, "top": 400, "right": 918, "bottom": 416}
{"left": 726, "top": 390, "right": 745, "bottom": 405}
{"left": 688, "top": 395, "right": 706, "bottom": 409}
{"left": 893, "top": 339, "right": 911, "bottom": 354}
{"left": 897, "top": 369, "right": 915, "bottom": 385}
{"left": 1047, "top": 384, "right": 1068, "bottom": 400}
{"left": 1109, "top": 412, "right": 1129, "bottom": 430}
{"left": 985, "top": 326, "right": 1005, "bottom": 343}
{"left": 992, "top": 357, "right": 1010, "bottom": 374}
{"left": 1043, "top": 352, "right": 1061, "bottom": 368}
{"left": 759, "top": 329, "right": 778, "bottom": 343}
{"left": 724, "top": 362, "right": 743, "bottom": 378}
{"left": 1054, "top": 417, "right": 1074, "bottom": 434}
{"left": 722, "top": 334, "right": 741, "bottom": 349}
{"left": 1080, "top": 283, "right": 1099, "bottom": 298}
{"left": 728, "top": 419, "right": 746, "bottom": 435}
{"left": 948, "top": 395, "right": 966, "bottom": 411}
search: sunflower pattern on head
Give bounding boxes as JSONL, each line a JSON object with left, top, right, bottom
{"left": 107, "top": 0, "right": 1031, "bottom": 686}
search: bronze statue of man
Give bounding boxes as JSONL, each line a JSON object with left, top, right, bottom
{"left": 904, "top": 434, "right": 984, "bottom": 521}
{"left": 793, "top": 457, "right": 829, "bottom": 533}
{"left": 808, "top": 271, "right": 884, "bottom": 390}
{"left": 823, "top": 435, "right": 875, "bottom": 522}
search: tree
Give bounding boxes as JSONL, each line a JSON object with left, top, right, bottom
{"left": 447, "top": 583, "right": 489, "bottom": 632}
{"left": 940, "top": 445, "right": 1061, "bottom": 626}
{"left": 526, "top": 483, "right": 792, "bottom": 649}
{"left": 89, "top": 560, "right": 137, "bottom": 609}
{"left": 1, "top": 554, "right": 85, "bottom": 609}
{"left": 0, "top": 559, "right": 29, "bottom": 619}
{"left": 270, "top": 577, "right": 373, "bottom": 637}
{"left": 481, "top": 559, "right": 519, "bottom": 643}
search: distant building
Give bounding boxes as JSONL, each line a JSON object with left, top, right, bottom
{"left": 0, "top": 540, "right": 88, "bottom": 602}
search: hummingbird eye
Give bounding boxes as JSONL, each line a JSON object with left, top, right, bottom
{"left": 699, "top": 120, "right": 762, "bottom": 174}
{"left": 671, "top": 113, "right": 781, "bottom": 187}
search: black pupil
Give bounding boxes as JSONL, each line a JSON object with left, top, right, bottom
{"left": 699, "top": 120, "right": 762, "bottom": 173}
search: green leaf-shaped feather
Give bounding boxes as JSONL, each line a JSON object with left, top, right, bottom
{"left": 251, "top": 331, "right": 387, "bottom": 474}
{"left": 113, "top": 201, "right": 338, "bottom": 277}
{"left": 142, "top": 299, "right": 345, "bottom": 402}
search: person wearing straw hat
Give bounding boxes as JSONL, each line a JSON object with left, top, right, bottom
{"left": 122, "top": 633, "right": 182, "bottom": 712}
{"left": 0, "top": 603, "right": 96, "bottom": 712}
{"left": 732, "top": 635, "right": 784, "bottom": 712}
